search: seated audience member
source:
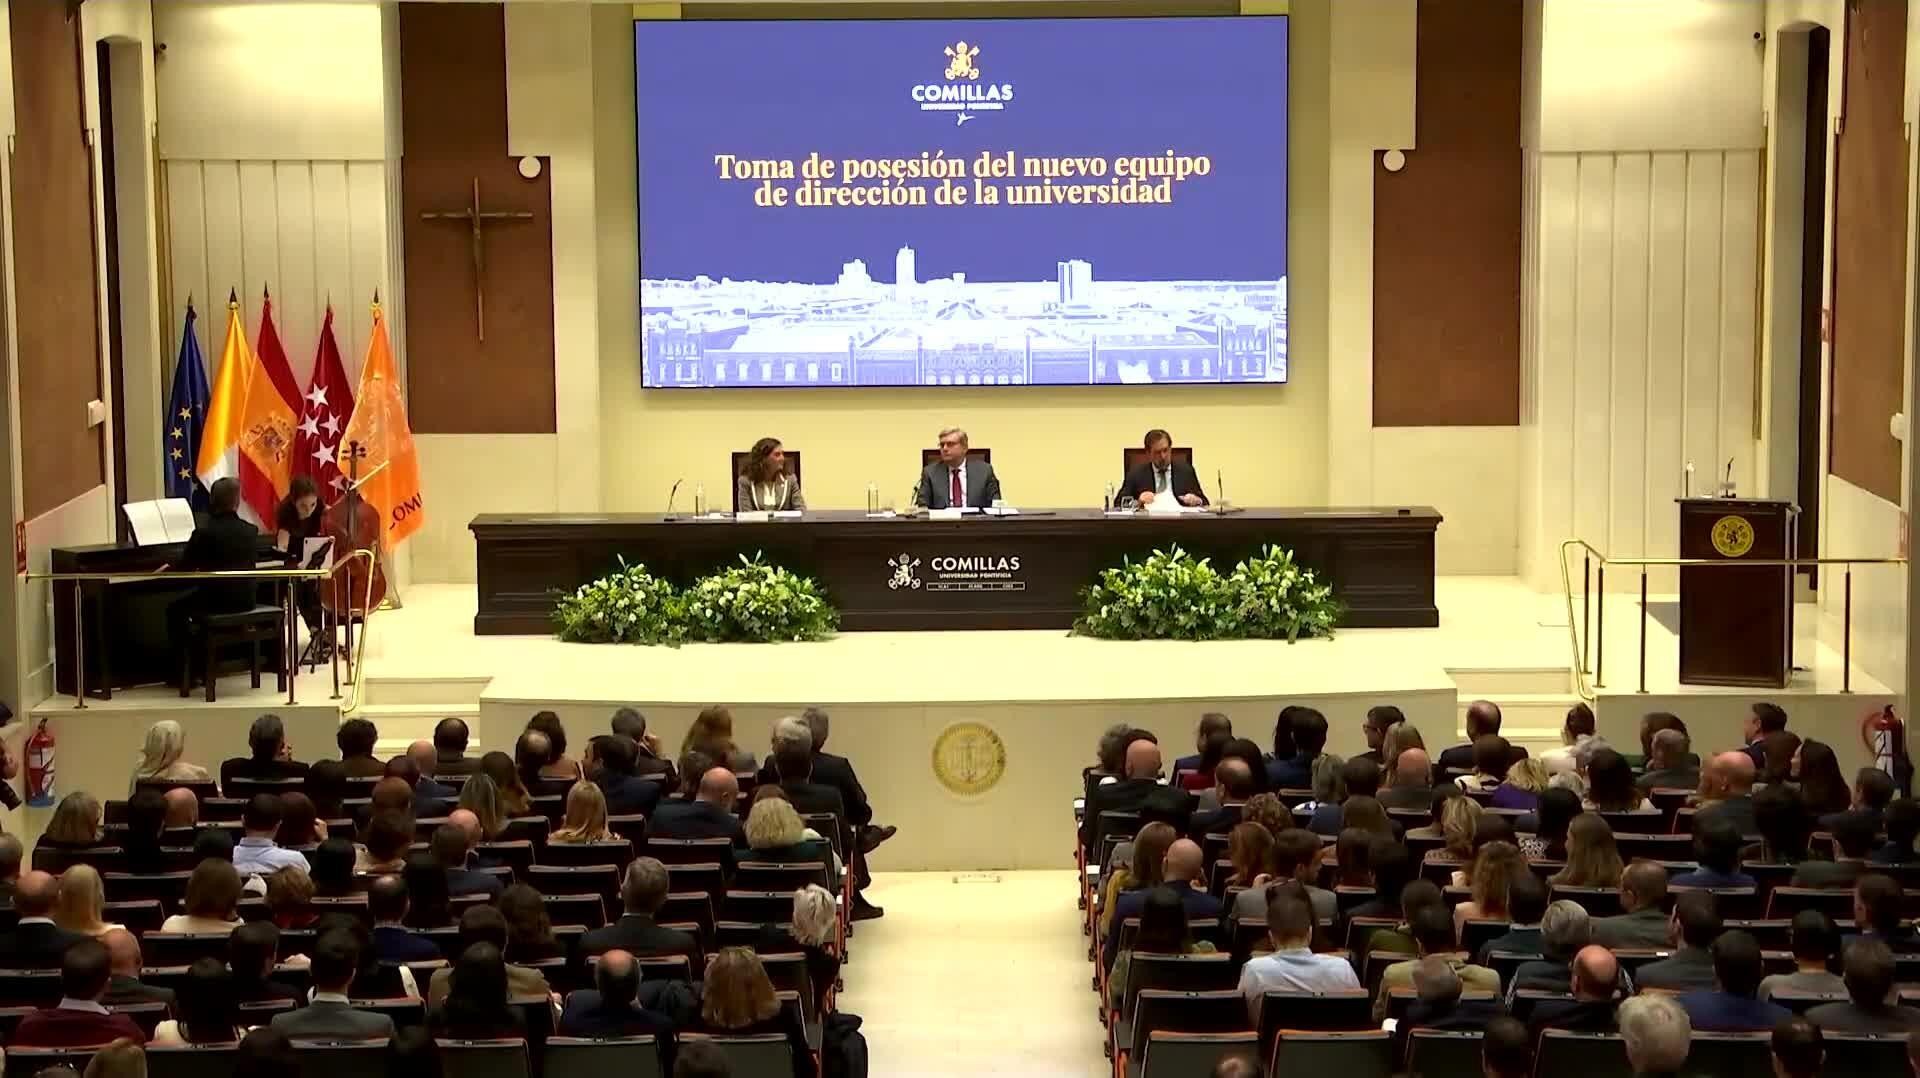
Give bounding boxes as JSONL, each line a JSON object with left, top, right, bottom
{"left": 219, "top": 713, "right": 309, "bottom": 791}
{"left": 1497, "top": 758, "right": 1551, "bottom": 813}
{"left": 1172, "top": 712, "right": 1234, "bottom": 780}
{"left": 163, "top": 786, "right": 200, "bottom": 833}
{"left": 456, "top": 775, "right": 510, "bottom": 841}
{"left": 550, "top": 781, "right": 618, "bottom": 843}
{"left": 515, "top": 730, "right": 564, "bottom": 798}
{"left": 794, "top": 706, "right": 892, "bottom": 853}
{"left": 1267, "top": 708, "right": 1327, "bottom": 789}
{"left": 232, "top": 794, "right": 309, "bottom": 878}
{"left": 426, "top": 905, "right": 551, "bottom": 1005}
{"left": 766, "top": 719, "right": 852, "bottom": 846}
{"left": 1438, "top": 701, "right": 1504, "bottom": 777}
{"left": 1551, "top": 813, "right": 1624, "bottom": 889}
{"left": 1090, "top": 722, "right": 1138, "bottom": 784}
{"left": 1582, "top": 748, "right": 1649, "bottom": 812}
{"left": 368, "top": 874, "right": 442, "bottom": 963}
{"left": 499, "top": 882, "right": 564, "bottom": 963}
{"left": 529, "top": 711, "right": 586, "bottom": 782}
{"left": 746, "top": 796, "right": 841, "bottom": 890}
{"left": 1672, "top": 815, "right": 1756, "bottom": 888}
{"left": 1366, "top": 879, "right": 1442, "bottom": 957}
{"left": 1771, "top": 1016, "right": 1825, "bottom": 1078}
{"left": 9, "top": 939, "right": 145, "bottom": 1047}
{"left": 1307, "top": 757, "right": 1374, "bottom": 835}
{"left": 39, "top": 791, "right": 104, "bottom": 850}
{"left": 1695, "top": 751, "right": 1759, "bottom": 836}
{"left": 1224, "top": 822, "right": 1273, "bottom": 893}
{"left": 1540, "top": 703, "right": 1598, "bottom": 777}
{"left": 1480, "top": 1015, "right": 1533, "bottom": 1078}
{"left": 86, "top": 1037, "right": 144, "bottom": 1078}
{"left": 0, "top": 883, "right": 68, "bottom": 968}
{"left": 691, "top": 948, "right": 815, "bottom": 1078}
{"left": 1453, "top": 839, "right": 1526, "bottom": 937}
{"left": 1236, "top": 827, "right": 1337, "bottom": 925}
{"left": 193, "top": 829, "right": 235, "bottom": 863}
{"left": 276, "top": 793, "right": 322, "bottom": 848}
{"left": 1523, "top": 788, "right": 1580, "bottom": 861}
{"left": 305, "top": 760, "right": 349, "bottom": 821}
{"left": 1473, "top": 873, "right": 1549, "bottom": 965}
{"left": 1454, "top": 735, "right": 1511, "bottom": 793}
{"left": 1209, "top": 1055, "right": 1260, "bottom": 1078}
{"left": 402, "top": 855, "right": 454, "bottom": 929}
{"left": 1805, "top": 938, "right": 1920, "bottom": 1033}
{"left": 1299, "top": 753, "right": 1347, "bottom": 835}
{"left": 1179, "top": 732, "right": 1231, "bottom": 794}
{"left": 1617, "top": 993, "right": 1692, "bottom": 1078}
{"left": 1332, "top": 828, "right": 1373, "bottom": 890}
{"left": 1234, "top": 883, "right": 1360, "bottom": 1021}
{"left": 151, "top": 958, "right": 242, "bottom": 1046}
{"left": 1379, "top": 748, "right": 1435, "bottom": 812}
{"left": 651, "top": 767, "right": 748, "bottom": 850}
{"left": 1849, "top": 872, "right": 1920, "bottom": 953}
{"left": 558, "top": 948, "right": 674, "bottom": 1038}
{"left": 432, "top": 717, "right": 478, "bottom": 776}
{"left": 99, "top": 929, "right": 172, "bottom": 1008}
{"left": 1741, "top": 702, "right": 1790, "bottom": 768}
{"left": 1373, "top": 903, "right": 1498, "bottom": 1021}
{"left": 1793, "top": 739, "right": 1853, "bottom": 817}
{"left": 1379, "top": 723, "right": 1425, "bottom": 784}
{"left": 1754, "top": 784, "right": 1813, "bottom": 866}
{"left": 1107, "top": 885, "right": 1219, "bottom": 1010}
{"left": 1592, "top": 860, "right": 1672, "bottom": 950}
{"left": 1873, "top": 797, "right": 1920, "bottom": 864}
{"left": 1759, "top": 911, "right": 1846, "bottom": 1000}
{"left": 131, "top": 718, "right": 214, "bottom": 790}
{"left": 1508, "top": 900, "right": 1591, "bottom": 996}
{"left": 1794, "top": 809, "right": 1876, "bottom": 888}
{"left": 1356, "top": 705, "right": 1405, "bottom": 767}
{"left": 309, "top": 837, "right": 356, "bottom": 897}
{"left": 1530, "top": 945, "right": 1624, "bottom": 1033}
{"left": 1101, "top": 822, "right": 1176, "bottom": 936}
{"left": 336, "top": 717, "right": 384, "bottom": 778}
{"left": 227, "top": 921, "right": 299, "bottom": 1003}
{"left": 158, "top": 859, "right": 243, "bottom": 934}
{"left": 1634, "top": 713, "right": 1692, "bottom": 768}
{"left": 358, "top": 809, "right": 415, "bottom": 876}
{"left": 581, "top": 858, "right": 703, "bottom": 968}
{"left": 1824, "top": 766, "right": 1896, "bottom": 833}
{"left": 761, "top": 885, "right": 842, "bottom": 1020}
{"left": 1762, "top": 730, "right": 1803, "bottom": 787}
{"left": 1104, "top": 839, "right": 1221, "bottom": 970}
{"left": 1346, "top": 836, "right": 1412, "bottom": 922}
{"left": 271, "top": 931, "right": 397, "bottom": 1040}
{"left": 683, "top": 705, "right": 758, "bottom": 773}
{"left": 118, "top": 788, "right": 170, "bottom": 876}
{"left": 1190, "top": 758, "right": 1254, "bottom": 837}
{"left": 1404, "top": 955, "right": 1503, "bottom": 1034}
{"left": 479, "top": 749, "right": 533, "bottom": 816}
{"left": 1676, "top": 929, "right": 1792, "bottom": 1030}
{"left": 432, "top": 822, "right": 502, "bottom": 898}
{"left": 233, "top": 1029, "right": 298, "bottom": 1078}
{"left": 1636, "top": 726, "right": 1701, "bottom": 793}
{"left": 393, "top": 744, "right": 457, "bottom": 809}
{"left": 1341, "top": 795, "right": 1398, "bottom": 841}
{"left": 1634, "top": 891, "right": 1723, "bottom": 992}
{"left": 673, "top": 1040, "right": 732, "bottom": 1078}
{"left": 53, "top": 865, "right": 123, "bottom": 939}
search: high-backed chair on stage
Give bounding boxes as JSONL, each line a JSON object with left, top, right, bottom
{"left": 727, "top": 450, "right": 803, "bottom": 511}
{"left": 920, "top": 446, "right": 992, "bottom": 466}
{"left": 1120, "top": 446, "right": 1194, "bottom": 475}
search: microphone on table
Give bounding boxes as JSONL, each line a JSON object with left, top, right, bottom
{"left": 664, "top": 478, "right": 684, "bottom": 521}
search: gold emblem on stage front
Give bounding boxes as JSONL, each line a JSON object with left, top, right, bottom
{"left": 932, "top": 721, "right": 1006, "bottom": 795}
{"left": 1711, "top": 515, "right": 1755, "bottom": 558}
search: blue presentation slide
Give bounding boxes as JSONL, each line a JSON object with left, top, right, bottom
{"left": 635, "top": 16, "right": 1289, "bottom": 389}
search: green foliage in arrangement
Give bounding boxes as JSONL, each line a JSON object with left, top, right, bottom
{"left": 551, "top": 558, "right": 686, "bottom": 645}
{"left": 1075, "top": 544, "right": 1341, "bottom": 642}
{"left": 552, "top": 554, "right": 837, "bottom": 645}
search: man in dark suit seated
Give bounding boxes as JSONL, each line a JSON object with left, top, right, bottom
{"left": 368, "top": 874, "right": 442, "bottom": 963}
{"left": 1102, "top": 839, "right": 1221, "bottom": 971}
{"left": 99, "top": 929, "right": 173, "bottom": 1008}
{"left": 1268, "top": 708, "right": 1326, "bottom": 790}
{"left": 1591, "top": 860, "right": 1672, "bottom": 950}
{"left": 0, "top": 871, "right": 82, "bottom": 968}
{"left": 228, "top": 921, "right": 301, "bottom": 1003}
{"left": 1804, "top": 938, "right": 1920, "bottom": 1033}
{"left": 1820, "top": 767, "right": 1895, "bottom": 834}
{"left": 767, "top": 716, "right": 877, "bottom": 917}
{"left": 1189, "top": 758, "right": 1254, "bottom": 839}
{"left": 219, "top": 712, "right": 309, "bottom": 792}
{"left": 917, "top": 426, "right": 1001, "bottom": 509}
{"left": 588, "top": 734, "right": 664, "bottom": 817}
{"left": 1117, "top": 428, "right": 1207, "bottom": 507}
{"left": 1794, "top": 810, "right": 1876, "bottom": 888}
{"left": 1437, "top": 701, "right": 1510, "bottom": 778}
{"left": 651, "top": 767, "right": 747, "bottom": 859}
{"left": 431, "top": 717, "right": 478, "bottom": 777}
{"left": 1394, "top": 957, "right": 1504, "bottom": 1066}
{"left": 432, "top": 823, "right": 502, "bottom": 898}
{"left": 1872, "top": 798, "right": 1920, "bottom": 864}
{"left": 1741, "top": 702, "right": 1790, "bottom": 772}
{"left": 1671, "top": 814, "right": 1757, "bottom": 888}
{"left": 1529, "top": 945, "right": 1625, "bottom": 1033}
{"left": 267, "top": 930, "right": 396, "bottom": 1042}
{"left": 0, "top": 833, "right": 22, "bottom": 911}
{"left": 611, "top": 707, "right": 679, "bottom": 786}
{"left": 1474, "top": 873, "right": 1549, "bottom": 966}
{"left": 1478, "top": 1016, "right": 1532, "bottom": 1078}
{"left": 1636, "top": 728, "right": 1701, "bottom": 793}
{"left": 1770, "top": 1016, "right": 1824, "bottom": 1078}
{"left": 167, "top": 475, "right": 263, "bottom": 687}
{"left": 390, "top": 748, "right": 456, "bottom": 816}
{"left": 336, "top": 717, "right": 385, "bottom": 778}
{"left": 794, "top": 708, "right": 894, "bottom": 854}
{"left": 9, "top": 938, "right": 145, "bottom": 1047}
{"left": 1081, "top": 737, "right": 1173, "bottom": 858}
{"left": 558, "top": 949, "right": 676, "bottom": 1038}
{"left": 1507, "top": 900, "right": 1591, "bottom": 997}
{"left": 1675, "top": 930, "right": 1791, "bottom": 1031}
{"left": 1696, "top": 751, "right": 1759, "bottom": 837}
{"left": 1845, "top": 873, "right": 1920, "bottom": 954}
{"left": 1171, "top": 712, "right": 1233, "bottom": 777}
{"left": 580, "top": 858, "right": 702, "bottom": 970}
{"left": 1633, "top": 891, "right": 1722, "bottom": 992}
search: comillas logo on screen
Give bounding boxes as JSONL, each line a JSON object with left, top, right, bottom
{"left": 911, "top": 39, "right": 1015, "bottom": 126}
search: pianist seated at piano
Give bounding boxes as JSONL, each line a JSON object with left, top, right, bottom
{"left": 165, "top": 477, "right": 265, "bottom": 676}
{"left": 275, "top": 476, "right": 330, "bottom": 661}
{"left": 735, "top": 437, "right": 806, "bottom": 512}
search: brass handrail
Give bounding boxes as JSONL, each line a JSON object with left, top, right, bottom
{"left": 1557, "top": 538, "right": 1907, "bottom": 702}
{"left": 27, "top": 549, "right": 381, "bottom": 714}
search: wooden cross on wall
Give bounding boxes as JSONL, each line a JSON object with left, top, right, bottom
{"left": 420, "top": 177, "right": 534, "bottom": 342}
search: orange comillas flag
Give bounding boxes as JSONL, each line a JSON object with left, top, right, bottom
{"left": 238, "top": 289, "right": 302, "bottom": 524}
{"left": 340, "top": 300, "right": 424, "bottom": 546}
{"left": 195, "top": 292, "right": 256, "bottom": 517}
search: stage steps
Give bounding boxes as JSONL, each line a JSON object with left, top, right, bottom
{"left": 355, "top": 674, "right": 492, "bottom": 756}
{"left": 1445, "top": 665, "right": 1578, "bottom": 756}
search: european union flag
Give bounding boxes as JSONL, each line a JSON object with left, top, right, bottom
{"left": 165, "top": 304, "right": 210, "bottom": 509}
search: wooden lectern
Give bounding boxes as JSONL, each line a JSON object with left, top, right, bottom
{"left": 1677, "top": 498, "right": 1794, "bottom": 687}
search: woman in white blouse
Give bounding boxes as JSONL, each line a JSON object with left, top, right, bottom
{"left": 734, "top": 437, "right": 806, "bottom": 511}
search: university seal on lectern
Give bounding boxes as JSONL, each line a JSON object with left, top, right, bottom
{"left": 932, "top": 721, "right": 1006, "bottom": 795}
{"left": 1711, "top": 515, "right": 1755, "bottom": 558}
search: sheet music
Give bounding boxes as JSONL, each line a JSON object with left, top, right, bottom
{"left": 301, "top": 537, "right": 336, "bottom": 572}
{"left": 123, "top": 502, "right": 166, "bottom": 547}
{"left": 157, "top": 500, "right": 196, "bottom": 542}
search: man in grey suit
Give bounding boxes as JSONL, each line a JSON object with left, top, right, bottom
{"left": 269, "top": 930, "right": 395, "bottom": 1041}
{"left": 917, "top": 426, "right": 1001, "bottom": 509}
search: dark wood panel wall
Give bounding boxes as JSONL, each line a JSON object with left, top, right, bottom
{"left": 398, "top": 2, "right": 557, "bottom": 435}
{"left": 1829, "top": 0, "right": 1908, "bottom": 502}
{"left": 9, "top": 0, "right": 105, "bottom": 517}
{"left": 1372, "top": 0, "right": 1523, "bottom": 427}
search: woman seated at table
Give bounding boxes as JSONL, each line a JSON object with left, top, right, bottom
{"left": 736, "top": 437, "right": 806, "bottom": 511}
{"left": 274, "top": 476, "right": 329, "bottom": 662}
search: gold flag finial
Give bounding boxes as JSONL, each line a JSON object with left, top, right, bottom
{"left": 227, "top": 287, "right": 238, "bottom": 309}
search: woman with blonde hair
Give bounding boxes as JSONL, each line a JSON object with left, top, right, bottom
{"left": 1551, "top": 813, "right": 1625, "bottom": 889}
{"left": 130, "top": 719, "right": 212, "bottom": 792}
{"left": 479, "top": 751, "right": 532, "bottom": 816}
{"left": 757, "top": 884, "right": 841, "bottom": 1019}
{"left": 82, "top": 1038, "right": 147, "bottom": 1078}
{"left": 53, "top": 865, "right": 124, "bottom": 937}
{"left": 1440, "top": 796, "right": 1483, "bottom": 865}
{"left": 745, "top": 797, "right": 839, "bottom": 890}
{"left": 549, "top": 781, "right": 616, "bottom": 843}
{"left": 457, "top": 773, "right": 508, "bottom": 840}
{"left": 1380, "top": 723, "right": 1426, "bottom": 784}
{"left": 40, "top": 791, "right": 104, "bottom": 850}
{"left": 696, "top": 947, "right": 816, "bottom": 1078}
{"left": 1099, "top": 820, "right": 1177, "bottom": 936}
{"left": 681, "top": 705, "right": 757, "bottom": 772}
{"left": 1452, "top": 840, "right": 1527, "bottom": 936}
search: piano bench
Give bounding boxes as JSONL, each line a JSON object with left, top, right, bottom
{"left": 182, "top": 605, "right": 285, "bottom": 702}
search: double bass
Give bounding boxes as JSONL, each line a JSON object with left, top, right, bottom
{"left": 322, "top": 440, "right": 389, "bottom": 619}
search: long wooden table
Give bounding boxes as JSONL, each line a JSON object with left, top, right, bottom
{"left": 470, "top": 507, "right": 1441, "bottom": 635}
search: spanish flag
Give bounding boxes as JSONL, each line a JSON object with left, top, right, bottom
{"left": 339, "top": 302, "right": 423, "bottom": 546}
{"left": 239, "top": 293, "right": 301, "bottom": 523}
{"left": 195, "top": 294, "right": 256, "bottom": 520}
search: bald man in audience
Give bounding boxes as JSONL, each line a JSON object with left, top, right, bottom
{"left": 1380, "top": 748, "right": 1436, "bottom": 811}
{"left": 0, "top": 871, "right": 82, "bottom": 967}
{"left": 0, "top": 834, "right": 21, "bottom": 909}
{"left": 1209, "top": 1056, "right": 1261, "bottom": 1078}
{"left": 1439, "top": 700, "right": 1516, "bottom": 776}
{"left": 99, "top": 928, "right": 172, "bottom": 1007}
{"left": 1083, "top": 736, "right": 1174, "bottom": 856}
{"left": 649, "top": 766, "right": 747, "bottom": 859}
{"left": 1696, "top": 752, "right": 1758, "bottom": 836}
{"left": 1189, "top": 758, "right": 1253, "bottom": 838}
{"left": 1103, "top": 839, "right": 1223, "bottom": 970}
{"left": 1529, "top": 945, "right": 1622, "bottom": 1033}
{"left": 161, "top": 787, "right": 199, "bottom": 831}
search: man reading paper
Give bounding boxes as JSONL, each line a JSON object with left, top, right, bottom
{"left": 1119, "top": 429, "right": 1207, "bottom": 507}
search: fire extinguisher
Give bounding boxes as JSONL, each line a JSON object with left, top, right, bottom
{"left": 23, "top": 717, "right": 53, "bottom": 808}
{"left": 1862, "top": 705, "right": 1913, "bottom": 798}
